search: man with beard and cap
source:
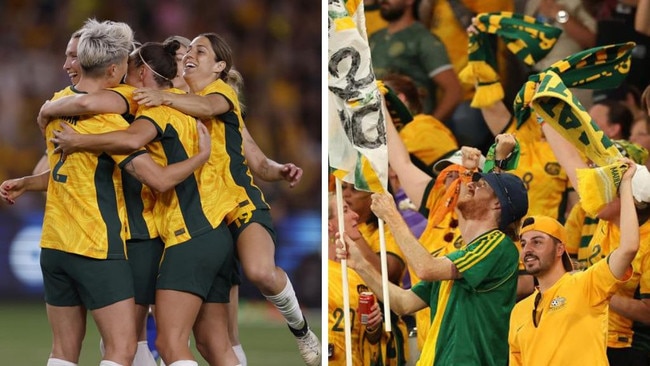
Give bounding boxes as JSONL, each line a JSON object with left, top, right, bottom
{"left": 336, "top": 151, "right": 529, "bottom": 366}
{"left": 368, "top": 0, "right": 462, "bottom": 125}
{"left": 508, "top": 159, "right": 639, "bottom": 366}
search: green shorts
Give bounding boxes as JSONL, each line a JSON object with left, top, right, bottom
{"left": 40, "top": 248, "right": 134, "bottom": 310}
{"left": 127, "top": 237, "right": 164, "bottom": 305}
{"left": 227, "top": 208, "right": 277, "bottom": 286}
{"left": 157, "top": 222, "right": 234, "bottom": 303}
{"left": 227, "top": 207, "right": 277, "bottom": 244}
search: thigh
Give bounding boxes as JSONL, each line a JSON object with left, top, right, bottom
{"left": 231, "top": 209, "right": 277, "bottom": 269}
{"left": 227, "top": 205, "right": 276, "bottom": 245}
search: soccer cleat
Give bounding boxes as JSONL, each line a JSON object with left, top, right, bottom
{"left": 295, "top": 329, "right": 321, "bottom": 366}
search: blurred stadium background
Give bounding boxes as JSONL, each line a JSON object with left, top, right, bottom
{"left": 0, "top": 0, "right": 322, "bottom": 364}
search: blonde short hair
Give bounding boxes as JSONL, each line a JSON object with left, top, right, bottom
{"left": 77, "top": 18, "right": 134, "bottom": 77}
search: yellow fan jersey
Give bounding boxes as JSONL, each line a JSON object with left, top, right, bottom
{"left": 328, "top": 259, "right": 366, "bottom": 366}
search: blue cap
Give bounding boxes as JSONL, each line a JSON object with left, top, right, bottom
{"left": 473, "top": 172, "right": 529, "bottom": 230}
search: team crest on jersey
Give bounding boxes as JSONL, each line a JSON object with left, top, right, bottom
{"left": 545, "top": 162, "right": 561, "bottom": 176}
{"left": 453, "top": 236, "right": 464, "bottom": 249}
{"left": 549, "top": 296, "right": 566, "bottom": 311}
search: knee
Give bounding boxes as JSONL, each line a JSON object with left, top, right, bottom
{"left": 244, "top": 265, "right": 279, "bottom": 289}
{"left": 103, "top": 339, "right": 137, "bottom": 364}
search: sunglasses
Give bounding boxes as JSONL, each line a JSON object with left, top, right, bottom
{"left": 532, "top": 292, "right": 542, "bottom": 327}
{"left": 475, "top": 173, "right": 516, "bottom": 225}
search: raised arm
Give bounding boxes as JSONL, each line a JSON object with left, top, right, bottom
{"left": 540, "top": 119, "right": 586, "bottom": 193}
{"left": 480, "top": 100, "right": 512, "bottom": 136}
{"left": 37, "top": 90, "right": 129, "bottom": 131}
{"left": 431, "top": 69, "right": 463, "bottom": 123}
{"left": 371, "top": 191, "right": 460, "bottom": 282}
{"left": 50, "top": 119, "right": 158, "bottom": 155}
{"left": 636, "top": 0, "right": 650, "bottom": 36}
{"left": 385, "top": 112, "right": 434, "bottom": 208}
{"left": 242, "top": 126, "right": 302, "bottom": 187}
{"left": 133, "top": 88, "right": 230, "bottom": 119}
{"left": 607, "top": 160, "right": 639, "bottom": 279}
{"left": 336, "top": 233, "right": 428, "bottom": 316}
{"left": 122, "top": 121, "right": 211, "bottom": 193}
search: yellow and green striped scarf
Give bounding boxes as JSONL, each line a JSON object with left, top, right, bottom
{"left": 458, "top": 12, "right": 562, "bottom": 108}
{"left": 525, "top": 43, "right": 636, "bottom": 215}
{"left": 514, "top": 42, "right": 635, "bottom": 128}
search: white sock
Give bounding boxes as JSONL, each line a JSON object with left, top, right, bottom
{"left": 99, "top": 338, "right": 106, "bottom": 357}
{"left": 46, "top": 358, "right": 77, "bottom": 366}
{"left": 159, "top": 360, "right": 166, "bottom": 366}
{"left": 232, "top": 344, "right": 247, "bottom": 366}
{"left": 132, "top": 341, "right": 157, "bottom": 366}
{"left": 99, "top": 361, "right": 122, "bottom": 366}
{"left": 167, "top": 361, "right": 198, "bottom": 366}
{"left": 264, "top": 275, "right": 304, "bottom": 329}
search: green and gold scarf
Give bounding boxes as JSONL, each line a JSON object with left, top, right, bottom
{"left": 458, "top": 12, "right": 562, "bottom": 108}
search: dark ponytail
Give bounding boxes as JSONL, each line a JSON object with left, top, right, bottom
{"left": 130, "top": 41, "right": 177, "bottom": 88}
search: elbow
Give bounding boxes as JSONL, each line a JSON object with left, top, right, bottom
{"left": 146, "top": 178, "right": 174, "bottom": 194}
{"left": 154, "top": 181, "right": 175, "bottom": 193}
{"left": 636, "top": 25, "right": 650, "bottom": 37}
{"left": 195, "top": 106, "right": 218, "bottom": 120}
{"left": 391, "top": 302, "right": 411, "bottom": 317}
{"left": 414, "top": 267, "right": 432, "bottom": 282}
{"left": 123, "top": 139, "right": 143, "bottom": 152}
{"left": 76, "top": 97, "right": 95, "bottom": 113}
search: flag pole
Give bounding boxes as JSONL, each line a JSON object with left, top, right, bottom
{"left": 336, "top": 178, "right": 353, "bottom": 366}
{"left": 377, "top": 218, "right": 392, "bottom": 332}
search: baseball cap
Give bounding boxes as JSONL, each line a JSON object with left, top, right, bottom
{"left": 433, "top": 149, "right": 486, "bottom": 175}
{"left": 473, "top": 172, "right": 528, "bottom": 230}
{"left": 520, "top": 216, "right": 572, "bottom": 272}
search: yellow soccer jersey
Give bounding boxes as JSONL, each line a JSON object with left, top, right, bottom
{"left": 136, "top": 91, "right": 238, "bottom": 247}
{"left": 108, "top": 83, "right": 139, "bottom": 118}
{"left": 109, "top": 83, "right": 158, "bottom": 240}
{"left": 399, "top": 114, "right": 458, "bottom": 169}
{"left": 582, "top": 220, "right": 650, "bottom": 348}
{"left": 197, "top": 80, "right": 270, "bottom": 225}
{"left": 509, "top": 259, "right": 625, "bottom": 366}
{"left": 328, "top": 259, "right": 366, "bottom": 366}
{"left": 41, "top": 86, "right": 143, "bottom": 259}
{"left": 507, "top": 122, "right": 572, "bottom": 220}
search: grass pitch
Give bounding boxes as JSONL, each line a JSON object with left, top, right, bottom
{"left": 0, "top": 301, "right": 321, "bottom": 365}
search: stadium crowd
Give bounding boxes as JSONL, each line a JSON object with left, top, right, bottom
{"left": 328, "top": 0, "right": 650, "bottom": 365}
